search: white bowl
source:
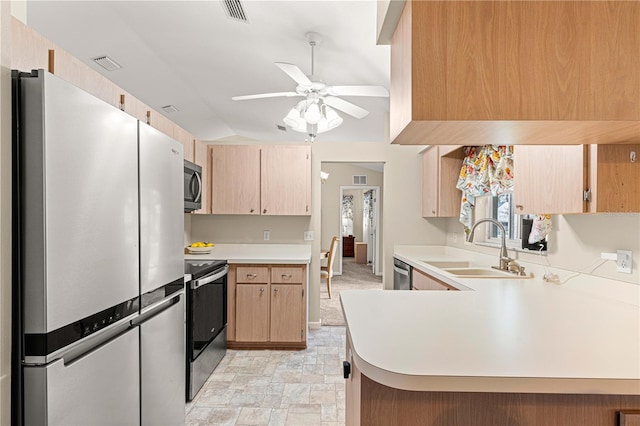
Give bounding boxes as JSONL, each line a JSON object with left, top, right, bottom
{"left": 187, "top": 246, "right": 213, "bottom": 254}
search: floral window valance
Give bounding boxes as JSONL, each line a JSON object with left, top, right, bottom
{"left": 456, "top": 145, "right": 514, "bottom": 231}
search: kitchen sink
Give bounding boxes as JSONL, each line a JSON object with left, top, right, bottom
{"left": 422, "top": 260, "right": 473, "bottom": 269}
{"left": 443, "top": 267, "right": 531, "bottom": 279}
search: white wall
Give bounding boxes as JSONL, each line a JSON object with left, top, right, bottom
{"left": 445, "top": 214, "right": 640, "bottom": 285}
{"left": 0, "top": 2, "right": 12, "bottom": 424}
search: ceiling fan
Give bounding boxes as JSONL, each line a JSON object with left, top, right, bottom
{"left": 231, "top": 32, "right": 389, "bottom": 141}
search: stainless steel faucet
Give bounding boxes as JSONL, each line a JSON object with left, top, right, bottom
{"left": 466, "top": 218, "right": 525, "bottom": 275}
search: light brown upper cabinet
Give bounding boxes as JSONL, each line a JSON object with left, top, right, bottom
{"left": 261, "top": 146, "right": 311, "bottom": 216}
{"left": 422, "top": 146, "right": 464, "bottom": 218}
{"left": 390, "top": 1, "right": 640, "bottom": 146}
{"left": 209, "top": 145, "right": 261, "bottom": 215}
{"left": 513, "top": 144, "right": 640, "bottom": 214}
{"left": 192, "top": 140, "right": 211, "bottom": 214}
{"left": 209, "top": 145, "right": 311, "bottom": 216}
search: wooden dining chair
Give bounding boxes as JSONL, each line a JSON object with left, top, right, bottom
{"left": 321, "top": 236, "right": 340, "bottom": 299}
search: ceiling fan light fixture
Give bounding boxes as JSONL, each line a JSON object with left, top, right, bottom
{"left": 304, "top": 102, "right": 321, "bottom": 124}
{"left": 283, "top": 108, "right": 300, "bottom": 127}
{"left": 325, "top": 106, "right": 343, "bottom": 129}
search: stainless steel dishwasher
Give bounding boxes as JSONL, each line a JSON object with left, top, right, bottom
{"left": 393, "top": 258, "right": 412, "bottom": 290}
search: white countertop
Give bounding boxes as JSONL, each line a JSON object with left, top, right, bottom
{"left": 184, "top": 243, "right": 311, "bottom": 264}
{"left": 341, "top": 245, "right": 640, "bottom": 395}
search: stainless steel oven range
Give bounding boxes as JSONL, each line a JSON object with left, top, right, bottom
{"left": 184, "top": 259, "right": 228, "bottom": 401}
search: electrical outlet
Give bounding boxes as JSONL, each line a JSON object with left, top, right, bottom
{"left": 263, "top": 230, "right": 270, "bottom": 241}
{"left": 452, "top": 233, "right": 458, "bottom": 243}
{"left": 304, "top": 231, "right": 314, "bottom": 241}
{"left": 617, "top": 249, "right": 632, "bottom": 274}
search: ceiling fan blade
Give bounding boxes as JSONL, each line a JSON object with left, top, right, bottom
{"left": 324, "top": 96, "right": 369, "bottom": 119}
{"left": 232, "top": 92, "right": 301, "bottom": 101}
{"left": 275, "top": 62, "right": 313, "bottom": 87}
{"left": 327, "top": 85, "right": 389, "bottom": 97}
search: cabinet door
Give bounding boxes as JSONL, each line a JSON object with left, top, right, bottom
{"left": 235, "top": 284, "right": 269, "bottom": 342}
{"left": 592, "top": 144, "right": 640, "bottom": 213}
{"left": 210, "top": 145, "right": 261, "bottom": 215}
{"left": 261, "top": 146, "right": 311, "bottom": 215}
{"left": 270, "top": 284, "right": 304, "bottom": 343}
{"left": 422, "top": 147, "right": 439, "bottom": 217}
{"left": 193, "top": 139, "right": 210, "bottom": 214}
{"left": 513, "top": 145, "right": 587, "bottom": 214}
{"left": 412, "top": 269, "right": 454, "bottom": 291}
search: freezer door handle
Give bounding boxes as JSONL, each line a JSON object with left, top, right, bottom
{"left": 191, "top": 265, "right": 229, "bottom": 290}
{"left": 393, "top": 266, "right": 409, "bottom": 277}
{"left": 132, "top": 294, "right": 182, "bottom": 327}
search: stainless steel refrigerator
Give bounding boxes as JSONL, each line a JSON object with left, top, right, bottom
{"left": 12, "top": 69, "right": 185, "bottom": 425}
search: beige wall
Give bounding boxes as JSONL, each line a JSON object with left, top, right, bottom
{"left": 320, "top": 163, "right": 384, "bottom": 275}
{"left": 190, "top": 142, "right": 447, "bottom": 325}
{"left": 445, "top": 214, "right": 640, "bottom": 285}
{"left": 0, "top": 2, "right": 11, "bottom": 424}
{"left": 311, "top": 142, "right": 447, "bottom": 323}
{"left": 191, "top": 215, "right": 311, "bottom": 244}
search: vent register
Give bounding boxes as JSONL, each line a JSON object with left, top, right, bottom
{"left": 221, "top": 0, "right": 249, "bottom": 22}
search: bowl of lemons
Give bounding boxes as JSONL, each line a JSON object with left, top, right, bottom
{"left": 187, "top": 241, "right": 214, "bottom": 254}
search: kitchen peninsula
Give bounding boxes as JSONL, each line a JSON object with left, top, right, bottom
{"left": 342, "top": 246, "right": 640, "bottom": 425}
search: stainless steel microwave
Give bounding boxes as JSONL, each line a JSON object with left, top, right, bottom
{"left": 184, "top": 160, "right": 202, "bottom": 212}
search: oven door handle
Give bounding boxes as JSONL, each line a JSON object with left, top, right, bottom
{"left": 191, "top": 265, "right": 229, "bottom": 290}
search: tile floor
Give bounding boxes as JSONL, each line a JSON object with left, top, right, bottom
{"left": 185, "top": 326, "right": 347, "bottom": 426}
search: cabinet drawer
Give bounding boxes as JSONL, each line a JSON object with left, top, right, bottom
{"left": 236, "top": 266, "right": 269, "bottom": 284}
{"left": 271, "top": 267, "right": 303, "bottom": 284}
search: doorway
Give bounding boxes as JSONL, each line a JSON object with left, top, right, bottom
{"left": 339, "top": 186, "right": 381, "bottom": 276}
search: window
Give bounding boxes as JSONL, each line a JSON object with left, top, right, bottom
{"left": 485, "top": 193, "right": 526, "bottom": 248}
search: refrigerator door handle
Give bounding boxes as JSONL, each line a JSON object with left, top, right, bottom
{"left": 61, "top": 318, "right": 135, "bottom": 367}
{"left": 133, "top": 294, "right": 182, "bottom": 327}
{"left": 191, "top": 265, "right": 229, "bottom": 290}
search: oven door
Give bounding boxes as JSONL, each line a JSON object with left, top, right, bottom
{"left": 189, "top": 265, "right": 228, "bottom": 360}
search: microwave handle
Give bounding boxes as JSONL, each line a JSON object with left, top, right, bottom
{"left": 190, "top": 172, "right": 202, "bottom": 203}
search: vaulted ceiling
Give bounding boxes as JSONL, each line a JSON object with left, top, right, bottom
{"left": 26, "top": 1, "right": 391, "bottom": 143}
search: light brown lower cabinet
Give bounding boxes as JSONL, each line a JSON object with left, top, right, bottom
{"left": 228, "top": 264, "right": 307, "bottom": 349}
{"left": 412, "top": 268, "right": 457, "bottom": 291}
{"left": 347, "top": 374, "right": 640, "bottom": 425}
{"left": 345, "top": 338, "right": 640, "bottom": 426}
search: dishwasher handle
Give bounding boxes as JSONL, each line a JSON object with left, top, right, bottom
{"left": 393, "top": 266, "right": 409, "bottom": 277}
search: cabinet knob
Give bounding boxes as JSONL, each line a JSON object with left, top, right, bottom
{"left": 515, "top": 204, "right": 523, "bottom": 210}
{"left": 431, "top": 210, "right": 436, "bottom": 214}
{"left": 250, "top": 208, "right": 254, "bottom": 213}
{"left": 263, "top": 209, "right": 267, "bottom": 214}
{"left": 260, "top": 288, "right": 264, "bottom": 293}
{"left": 282, "top": 274, "right": 292, "bottom": 279}
{"left": 274, "top": 288, "right": 278, "bottom": 293}
{"left": 343, "top": 361, "right": 351, "bottom": 379}
{"left": 247, "top": 273, "right": 257, "bottom": 279}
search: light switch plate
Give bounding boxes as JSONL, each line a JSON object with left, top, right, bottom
{"left": 617, "top": 249, "right": 632, "bottom": 274}
{"left": 303, "top": 231, "right": 314, "bottom": 241}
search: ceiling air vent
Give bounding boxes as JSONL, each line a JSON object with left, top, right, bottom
{"left": 92, "top": 55, "right": 122, "bottom": 71}
{"left": 276, "top": 124, "right": 287, "bottom": 132}
{"left": 353, "top": 175, "right": 367, "bottom": 185}
{"left": 221, "top": 0, "right": 249, "bottom": 23}
{"left": 162, "top": 105, "right": 179, "bottom": 113}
